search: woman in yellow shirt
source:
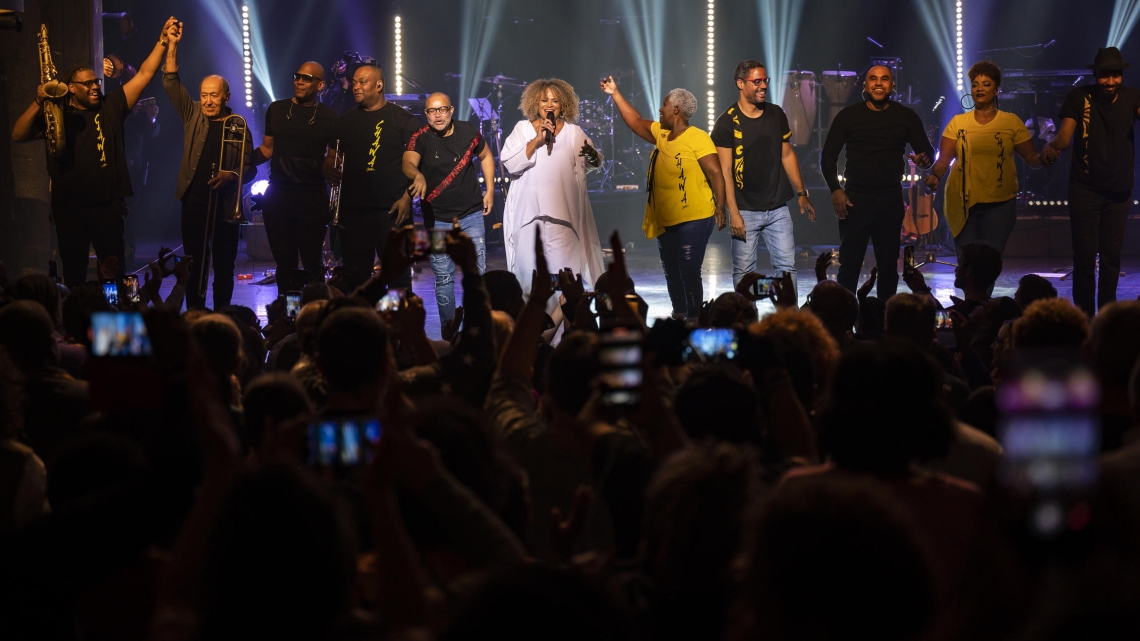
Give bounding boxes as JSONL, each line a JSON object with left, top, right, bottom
{"left": 601, "top": 77, "right": 726, "bottom": 320}
{"left": 926, "top": 61, "right": 1043, "bottom": 253}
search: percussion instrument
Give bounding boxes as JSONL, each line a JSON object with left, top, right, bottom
{"left": 781, "top": 71, "right": 817, "bottom": 146}
{"left": 820, "top": 70, "right": 859, "bottom": 126}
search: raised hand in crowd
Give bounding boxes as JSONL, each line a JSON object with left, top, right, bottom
{"left": 441, "top": 306, "right": 465, "bottom": 343}
{"left": 815, "top": 249, "right": 835, "bottom": 282}
{"left": 857, "top": 265, "right": 878, "bottom": 302}
{"left": 771, "top": 272, "right": 797, "bottom": 310}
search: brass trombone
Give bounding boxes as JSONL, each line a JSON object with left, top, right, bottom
{"left": 199, "top": 113, "right": 249, "bottom": 300}
{"left": 328, "top": 138, "right": 345, "bottom": 228}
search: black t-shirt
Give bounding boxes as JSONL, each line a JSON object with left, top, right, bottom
{"left": 263, "top": 98, "right": 337, "bottom": 192}
{"left": 821, "top": 101, "right": 934, "bottom": 193}
{"left": 408, "top": 120, "right": 487, "bottom": 227}
{"left": 1059, "top": 85, "right": 1140, "bottom": 192}
{"left": 332, "top": 102, "right": 419, "bottom": 210}
{"left": 47, "top": 86, "right": 132, "bottom": 208}
{"left": 184, "top": 120, "right": 224, "bottom": 207}
{"left": 711, "top": 103, "right": 795, "bottom": 210}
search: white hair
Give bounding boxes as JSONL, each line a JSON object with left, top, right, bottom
{"left": 666, "top": 88, "right": 698, "bottom": 120}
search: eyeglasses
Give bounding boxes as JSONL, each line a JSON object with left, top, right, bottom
{"left": 425, "top": 106, "right": 453, "bottom": 116}
{"left": 293, "top": 73, "right": 320, "bottom": 82}
{"left": 70, "top": 78, "right": 102, "bottom": 89}
{"left": 745, "top": 78, "right": 771, "bottom": 87}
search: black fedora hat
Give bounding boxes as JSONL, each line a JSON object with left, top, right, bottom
{"left": 1088, "top": 47, "right": 1131, "bottom": 71}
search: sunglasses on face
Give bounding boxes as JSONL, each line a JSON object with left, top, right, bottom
{"left": 746, "top": 78, "right": 771, "bottom": 86}
{"left": 293, "top": 73, "right": 320, "bottom": 82}
{"left": 425, "top": 106, "right": 453, "bottom": 116}
{"left": 71, "top": 78, "right": 102, "bottom": 89}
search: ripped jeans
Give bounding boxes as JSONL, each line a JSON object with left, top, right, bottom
{"left": 656, "top": 215, "right": 715, "bottom": 318}
{"left": 429, "top": 213, "right": 486, "bottom": 324}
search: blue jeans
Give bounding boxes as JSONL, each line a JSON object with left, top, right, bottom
{"left": 429, "top": 213, "right": 487, "bottom": 324}
{"left": 731, "top": 206, "right": 798, "bottom": 294}
{"left": 657, "top": 216, "right": 715, "bottom": 318}
{"left": 953, "top": 198, "right": 1017, "bottom": 254}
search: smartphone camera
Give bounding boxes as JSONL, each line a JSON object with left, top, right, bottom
{"left": 430, "top": 229, "right": 449, "bottom": 254}
{"left": 306, "top": 417, "right": 383, "bottom": 467}
{"left": 934, "top": 309, "right": 952, "bottom": 330}
{"left": 598, "top": 327, "right": 643, "bottom": 408}
{"left": 90, "top": 311, "right": 153, "bottom": 357}
{"left": 411, "top": 228, "right": 431, "bottom": 257}
{"left": 903, "top": 245, "right": 916, "bottom": 275}
{"left": 123, "top": 275, "right": 141, "bottom": 304}
{"left": 101, "top": 279, "right": 120, "bottom": 306}
{"left": 684, "top": 328, "right": 739, "bottom": 363}
{"left": 751, "top": 277, "right": 776, "bottom": 299}
{"left": 377, "top": 288, "right": 406, "bottom": 313}
{"left": 285, "top": 291, "right": 302, "bottom": 320}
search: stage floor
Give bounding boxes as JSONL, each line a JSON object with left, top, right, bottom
{"left": 141, "top": 235, "right": 1140, "bottom": 340}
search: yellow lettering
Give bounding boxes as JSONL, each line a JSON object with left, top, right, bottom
{"left": 367, "top": 120, "right": 384, "bottom": 172}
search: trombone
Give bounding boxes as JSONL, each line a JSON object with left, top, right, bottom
{"left": 199, "top": 114, "right": 249, "bottom": 300}
{"left": 328, "top": 139, "right": 345, "bottom": 228}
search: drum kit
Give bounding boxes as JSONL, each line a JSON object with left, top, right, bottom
{"left": 780, "top": 68, "right": 861, "bottom": 151}
{"left": 469, "top": 70, "right": 652, "bottom": 193}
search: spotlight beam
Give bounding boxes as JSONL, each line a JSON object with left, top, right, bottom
{"left": 458, "top": 0, "right": 506, "bottom": 120}
{"left": 1108, "top": 0, "right": 1140, "bottom": 47}
{"left": 756, "top": 0, "right": 807, "bottom": 106}
{"left": 915, "top": 0, "right": 959, "bottom": 95}
{"left": 619, "top": 1, "right": 663, "bottom": 115}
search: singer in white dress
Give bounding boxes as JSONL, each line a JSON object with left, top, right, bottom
{"left": 501, "top": 78, "right": 605, "bottom": 299}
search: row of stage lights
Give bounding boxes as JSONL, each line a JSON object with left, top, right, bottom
{"left": 242, "top": 5, "right": 252, "bottom": 108}
{"left": 706, "top": 0, "right": 715, "bottom": 131}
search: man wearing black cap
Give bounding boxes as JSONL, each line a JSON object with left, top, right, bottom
{"left": 1043, "top": 47, "right": 1140, "bottom": 316}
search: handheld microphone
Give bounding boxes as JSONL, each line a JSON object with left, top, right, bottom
{"left": 932, "top": 96, "right": 945, "bottom": 113}
{"left": 544, "top": 110, "right": 555, "bottom": 154}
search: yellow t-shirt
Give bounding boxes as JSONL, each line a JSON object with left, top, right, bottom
{"left": 643, "top": 121, "right": 718, "bottom": 239}
{"left": 941, "top": 110, "right": 1031, "bottom": 236}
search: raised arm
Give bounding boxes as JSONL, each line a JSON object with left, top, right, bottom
{"left": 10, "top": 88, "right": 48, "bottom": 142}
{"left": 122, "top": 17, "right": 178, "bottom": 109}
{"left": 599, "top": 76, "right": 655, "bottom": 144}
{"left": 160, "top": 19, "right": 195, "bottom": 123}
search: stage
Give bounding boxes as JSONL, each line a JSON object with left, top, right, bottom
{"left": 142, "top": 234, "right": 1140, "bottom": 341}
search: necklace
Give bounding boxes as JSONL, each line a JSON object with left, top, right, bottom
{"left": 974, "top": 105, "right": 997, "bottom": 113}
{"left": 286, "top": 100, "right": 318, "bottom": 124}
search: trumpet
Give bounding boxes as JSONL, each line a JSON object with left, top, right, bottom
{"left": 328, "top": 139, "right": 345, "bottom": 228}
{"left": 198, "top": 114, "right": 249, "bottom": 300}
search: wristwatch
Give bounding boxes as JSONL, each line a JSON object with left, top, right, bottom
{"left": 797, "top": 190, "right": 809, "bottom": 198}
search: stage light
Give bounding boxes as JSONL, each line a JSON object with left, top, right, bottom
{"left": 620, "top": 0, "right": 664, "bottom": 115}
{"left": 756, "top": 0, "right": 807, "bottom": 106}
{"left": 242, "top": 5, "right": 252, "bottom": 108}
{"left": 250, "top": 179, "right": 269, "bottom": 196}
{"left": 707, "top": 0, "right": 715, "bottom": 130}
{"left": 457, "top": 0, "right": 506, "bottom": 120}
{"left": 1108, "top": 0, "right": 1140, "bottom": 47}
{"left": 394, "top": 16, "right": 403, "bottom": 95}
{"left": 916, "top": 0, "right": 960, "bottom": 99}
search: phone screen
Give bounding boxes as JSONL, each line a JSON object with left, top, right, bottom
{"left": 411, "top": 228, "right": 431, "bottom": 257}
{"left": 430, "top": 229, "right": 449, "bottom": 254}
{"left": 594, "top": 291, "right": 613, "bottom": 314}
{"left": 285, "top": 292, "right": 302, "bottom": 319}
{"left": 751, "top": 277, "right": 776, "bottom": 299}
{"left": 997, "top": 356, "right": 1100, "bottom": 540}
{"left": 306, "top": 416, "right": 383, "bottom": 467}
{"left": 124, "top": 275, "right": 141, "bottom": 304}
{"left": 598, "top": 327, "right": 642, "bottom": 407}
{"left": 934, "top": 309, "right": 952, "bottom": 330}
{"left": 377, "top": 288, "right": 406, "bottom": 313}
{"left": 102, "top": 280, "right": 120, "bottom": 306}
{"left": 684, "top": 328, "right": 739, "bottom": 362}
{"left": 90, "top": 311, "right": 153, "bottom": 357}
{"left": 904, "top": 245, "right": 916, "bottom": 274}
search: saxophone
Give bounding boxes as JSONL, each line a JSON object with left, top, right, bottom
{"left": 38, "top": 24, "right": 69, "bottom": 158}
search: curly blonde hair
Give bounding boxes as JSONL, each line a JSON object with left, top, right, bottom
{"left": 518, "top": 78, "right": 580, "bottom": 124}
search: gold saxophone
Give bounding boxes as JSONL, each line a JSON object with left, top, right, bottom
{"left": 38, "top": 24, "right": 69, "bottom": 158}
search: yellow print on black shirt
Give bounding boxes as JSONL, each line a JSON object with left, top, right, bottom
{"left": 94, "top": 113, "right": 108, "bottom": 168}
{"left": 367, "top": 120, "right": 384, "bottom": 172}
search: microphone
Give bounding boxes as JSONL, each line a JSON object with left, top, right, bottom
{"left": 867, "top": 36, "right": 884, "bottom": 49}
{"left": 932, "top": 96, "right": 945, "bottom": 113}
{"left": 1073, "top": 75, "right": 1085, "bottom": 87}
{"left": 544, "top": 110, "right": 555, "bottom": 154}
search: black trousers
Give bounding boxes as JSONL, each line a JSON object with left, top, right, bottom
{"left": 339, "top": 206, "right": 411, "bottom": 291}
{"left": 53, "top": 200, "right": 127, "bottom": 287}
{"left": 181, "top": 199, "right": 239, "bottom": 309}
{"left": 1068, "top": 181, "right": 1130, "bottom": 316}
{"left": 263, "top": 188, "right": 328, "bottom": 296}
{"left": 837, "top": 187, "right": 905, "bottom": 299}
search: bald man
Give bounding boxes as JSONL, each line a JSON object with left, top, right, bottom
{"left": 162, "top": 20, "right": 254, "bottom": 309}
{"left": 253, "top": 62, "right": 338, "bottom": 295}
{"left": 821, "top": 65, "right": 933, "bottom": 299}
{"left": 403, "top": 92, "right": 495, "bottom": 324}
{"left": 324, "top": 64, "right": 419, "bottom": 290}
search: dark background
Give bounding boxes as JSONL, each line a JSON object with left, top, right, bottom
{"left": 3, "top": 0, "right": 1138, "bottom": 271}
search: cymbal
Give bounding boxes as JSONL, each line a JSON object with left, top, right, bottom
{"left": 481, "top": 74, "right": 527, "bottom": 87}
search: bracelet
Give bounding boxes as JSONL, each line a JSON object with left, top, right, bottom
{"left": 159, "top": 38, "right": 169, "bottom": 47}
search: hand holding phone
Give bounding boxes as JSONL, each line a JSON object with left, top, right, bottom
{"left": 306, "top": 417, "right": 383, "bottom": 467}
{"left": 285, "top": 291, "right": 302, "bottom": 321}
{"left": 101, "top": 279, "right": 120, "bottom": 307}
{"left": 903, "top": 245, "right": 916, "bottom": 276}
{"left": 684, "top": 328, "right": 739, "bottom": 363}
{"left": 597, "top": 327, "right": 643, "bottom": 408}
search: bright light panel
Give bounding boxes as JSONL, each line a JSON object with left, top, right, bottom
{"left": 707, "top": 0, "right": 715, "bottom": 130}
{"left": 395, "top": 16, "right": 403, "bottom": 95}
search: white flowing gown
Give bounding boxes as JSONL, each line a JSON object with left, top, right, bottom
{"left": 500, "top": 119, "right": 605, "bottom": 296}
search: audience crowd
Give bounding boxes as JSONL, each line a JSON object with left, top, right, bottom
{"left": 2, "top": 231, "right": 1140, "bottom": 641}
